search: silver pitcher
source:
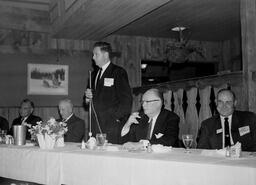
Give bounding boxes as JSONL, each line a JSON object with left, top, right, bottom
{"left": 13, "top": 125, "right": 26, "bottom": 145}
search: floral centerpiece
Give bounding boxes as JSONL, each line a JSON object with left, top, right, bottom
{"left": 26, "top": 118, "right": 68, "bottom": 149}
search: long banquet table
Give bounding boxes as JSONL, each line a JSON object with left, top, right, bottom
{"left": 0, "top": 143, "right": 256, "bottom": 185}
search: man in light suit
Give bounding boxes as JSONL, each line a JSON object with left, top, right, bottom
{"left": 121, "top": 88, "right": 180, "bottom": 147}
{"left": 58, "top": 99, "right": 85, "bottom": 142}
{"left": 10, "top": 99, "right": 42, "bottom": 140}
{"left": 197, "top": 89, "right": 256, "bottom": 151}
{"left": 85, "top": 42, "right": 132, "bottom": 144}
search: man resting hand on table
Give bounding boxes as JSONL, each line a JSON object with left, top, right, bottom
{"left": 121, "top": 88, "right": 180, "bottom": 147}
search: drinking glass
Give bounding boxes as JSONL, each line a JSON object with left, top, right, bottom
{"left": 182, "top": 134, "right": 193, "bottom": 153}
{"left": 0, "top": 130, "right": 7, "bottom": 144}
{"left": 96, "top": 133, "right": 107, "bottom": 147}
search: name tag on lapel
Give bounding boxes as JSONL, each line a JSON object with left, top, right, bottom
{"left": 239, "top": 126, "right": 250, "bottom": 136}
{"left": 104, "top": 78, "right": 114, "bottom": 87}
{"left": 216, "top": 128, "right": 223, "bottom": 134}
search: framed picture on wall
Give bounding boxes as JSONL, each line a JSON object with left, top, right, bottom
{"left": 27, "top": 63, "right": 69, "bottom": 95}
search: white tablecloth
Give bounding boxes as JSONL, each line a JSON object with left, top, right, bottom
{"left": 0, "top": 143, "right": 256, "bottom": 185}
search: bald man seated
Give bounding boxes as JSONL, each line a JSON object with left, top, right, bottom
{"left": 121, "top": 88, "right": 180, "bottom": 147}
{"left": 197, "top": 89, "right": 256, "bottom": 151}
{"left": 58, "top": 99, "right": 85, "bottom": 142}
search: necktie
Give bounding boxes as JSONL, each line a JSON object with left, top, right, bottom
{"left": 224, "top": 117, "right": 231, "bottom": 147}
{"left": 21, "top": 117, "right": 27, "bottom": 125}
{"left": 95, "top": 68, "right": 102, "bottom": 89}
{"left": 146, "top": 119, "right": 153, "bottom": 140}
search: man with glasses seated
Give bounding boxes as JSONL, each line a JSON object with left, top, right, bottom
{"left": 9, "top": 99, "right": 42, "bottom": 140}
{"left": 121, "top": 88, "right": 180, "bottom": 147}
{"left": 197, "top": 89, "right": 256, "bottom": 151}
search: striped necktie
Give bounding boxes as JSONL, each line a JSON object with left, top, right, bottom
{"left": 146, "top": 119, "right": 153, "bottom": 140}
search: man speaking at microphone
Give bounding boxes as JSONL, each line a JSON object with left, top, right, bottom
{"left": 85, "top": 42, "right": 132, "bottom": 144}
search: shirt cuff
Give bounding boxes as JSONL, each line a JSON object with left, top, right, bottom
{"left": 121, "top": 124, "right": 130, "bottom": 137}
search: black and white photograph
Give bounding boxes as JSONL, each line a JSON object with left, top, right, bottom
{"left": 0, "top": 0, "right": 256, "bottom": 185}
{"left": 27, "top": 64, "right": 69, "bottom": 95}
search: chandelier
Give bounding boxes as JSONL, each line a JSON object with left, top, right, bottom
{"left": 165, "top": 26, "right": 205, "bottom": 65}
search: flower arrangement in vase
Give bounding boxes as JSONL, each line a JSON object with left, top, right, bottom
{"left": 26, "top": 118, "right": 68, "bottom": 149}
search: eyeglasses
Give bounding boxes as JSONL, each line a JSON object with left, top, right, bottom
{"left": 217, "top": 100, "right": 234, "bottom": 106}
{"left": 141, "top": 99, "right": 160, "bottom": 104}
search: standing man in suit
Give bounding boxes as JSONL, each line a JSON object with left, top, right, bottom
{"left": 58, "top": 99, "right": 85, "bottom": 142}
{"left": 10, "top": 99, "right": 42, "bottom": 140}
{"left": 85, "top": 41, "right": 132, "bottom": 144}
{"left": 121, "top": 88, "right": 180, "bottom": 147}
{"left": 197, "top": 89, "right": 256, "bottom": 151}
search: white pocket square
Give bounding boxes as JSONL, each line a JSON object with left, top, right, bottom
{"left": 155, "top": 133, "right": 164, "bottom": 139}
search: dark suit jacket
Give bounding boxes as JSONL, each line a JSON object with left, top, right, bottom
{"left": 60, "top": 114, "right": 85, "bottom": 143}
{"left": 197, "top": 110, "right": 256, "bottom": 151}
{"left": 124, "top": 109, "right": 180, "bottom": 147}
{"left": 91, "top": 63, "right": 132, "bottom": 144}
{"left": 0, "top": 116, "right": 9, "bottom": 131}
{"left": 10, "top": 114, "right": 42, "bottom": 140}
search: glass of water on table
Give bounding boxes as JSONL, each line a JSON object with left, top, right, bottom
{"left": 182, "top": 134, "right": 193, "bottom": 153}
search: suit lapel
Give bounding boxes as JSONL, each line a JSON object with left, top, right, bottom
{"left": 66, "top": 114, "right": 75, "bottom": 125}
{"left": 212, "top": 116, "right": 223, "bottom": 149}
{"left": 95, "top": 63, "right": 113, "bottom": 95}
{"left": 231, "top": 111, "right": 240, "bottom": 144}
{"left": 136, "top": 116, "right": 149, "bottom": 140}
{"left": 92, "top": 70, "right": 98, "bottom": 90}
{"left": 151, "top": 110, "right": 165, "bottom": 139}
{"left": 64, "top": 114, "right": 75, "bottom": 136}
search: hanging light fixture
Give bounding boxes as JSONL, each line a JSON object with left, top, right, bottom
{"left": 165, "top": 26, "right": 205, "bottom": 65}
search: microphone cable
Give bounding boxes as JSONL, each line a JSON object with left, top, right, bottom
{"left": 90, "top": 99, "right": 103, "bottom": 134}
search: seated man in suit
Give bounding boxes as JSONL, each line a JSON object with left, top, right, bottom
{"left": 0, "top": 116, "right": 9, "bottom": 131}
{"left": 58, "top": 99, "right": 85, "bottom": 142}
{"left": 121, "top": 88, "right": 180, "bottom": 147}
{"left": 10, "top": 99, "right": 42, "bottom": 140}
{"left": 197, "top": 89, "right": 256, "bottom": 151}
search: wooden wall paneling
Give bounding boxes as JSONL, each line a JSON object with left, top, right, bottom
{"left": 221, "top": 40, "right": 231, "bottom": 71}
{"left": 163, "top": 90, "right": 172, "bottom": 111}
{"left": 198, "top": 86, "right": 212, "bottom": 129}
{"left": 105, "top": 34, "right": 227, "bottom": 88}
{"left": 131, "top": 94, "right": 142, "bottom": 112}
{"left": 7, "top": 107, "right": 19, "bottom": 128}
{"left": 230, "top": 37, "right": 242, "bottom": 71}
{"left": 221, "top": 37, "right": 242, "bottom": 72}
{"left": 230, "top": 85, "right": 247, "bottom": 110}
{"left": 34, "top": 107, "right": 59, "bottom": 122}
{"left": 241, "top": 0, "right": 256, "bottom": 112}
{"left": 185, "top": 87, "right": 199, "bottom": 146}
{"left": 173, "top": 89, "right": 185, "bottom": 139}
{"left": 51, "top": 0, "right": 170, "bottom": 40}
{"left": 0, "top": 4, "right": 50, "bottom": 33}
{"left": 106, "top": 35, "right": 141, "bottom": 87}
{"left": 0, "top": 108, "right": 9, "bottom": 120}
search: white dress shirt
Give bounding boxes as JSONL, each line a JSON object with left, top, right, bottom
{"left": 95, "top": 61, "right": 110, "bottom": 88}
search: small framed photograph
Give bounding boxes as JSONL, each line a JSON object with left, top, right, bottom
{"left": 27, "top": 63, "right": 69, "bottom": 95}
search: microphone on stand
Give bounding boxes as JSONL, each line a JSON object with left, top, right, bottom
{"left": 86, "top": 70, "right": 103, "bottom": 149}
{"left": 88, "top": 70, "right": 92, "bottom": 138}
{"left": 86, "top": 70, "right": 96, "bottom": 149}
